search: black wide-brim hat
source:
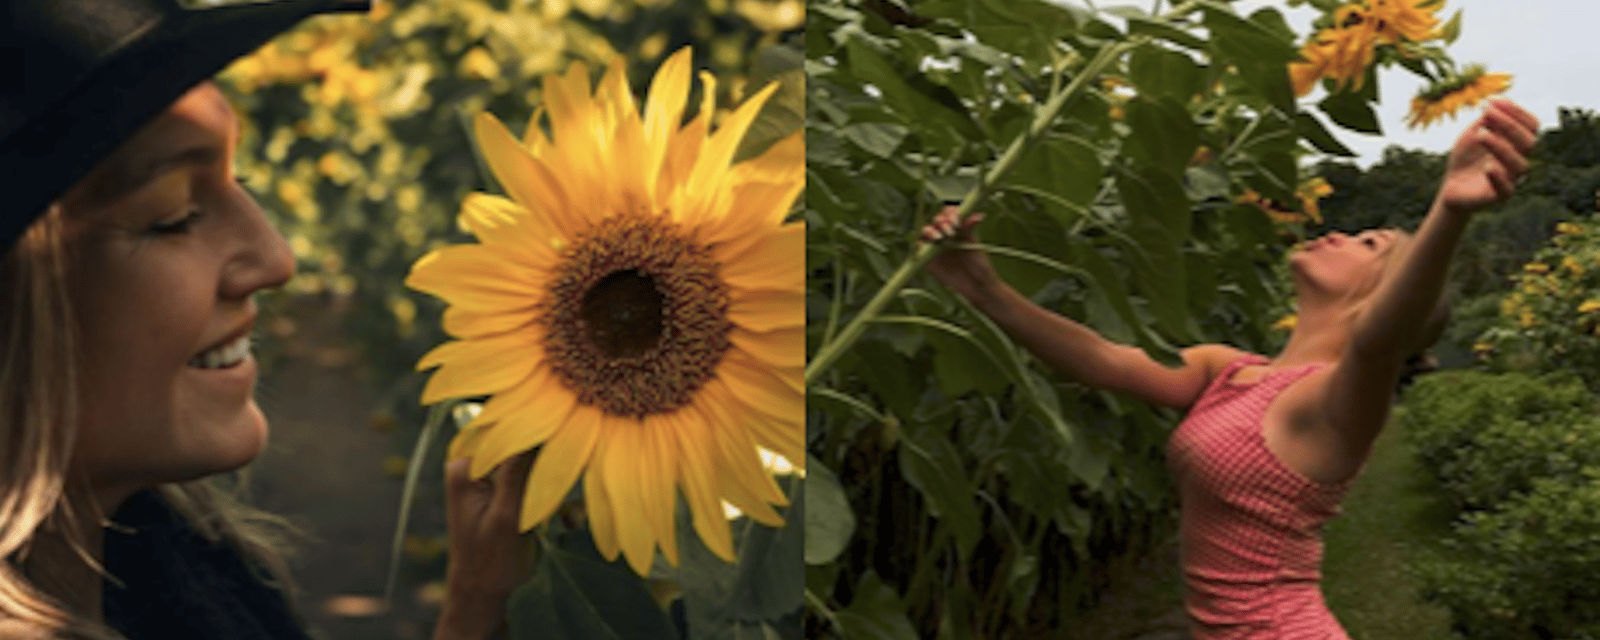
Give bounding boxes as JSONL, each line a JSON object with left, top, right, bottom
{"left": 0, "top": 0, "right": 370, "bottom": 251}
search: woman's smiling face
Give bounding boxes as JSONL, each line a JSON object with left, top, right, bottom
{"left": 54, "top": 82, "right": 294, "bottom": 498}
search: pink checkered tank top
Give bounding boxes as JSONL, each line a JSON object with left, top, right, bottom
{"left": 1166, "top": 355, "right": 1355, "bottom": 639}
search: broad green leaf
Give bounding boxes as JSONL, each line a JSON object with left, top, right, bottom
{"left": 845, "top": 339, "right": 919, "bottom": 420}
{"left": 841, "top": 123, "right": 910, "bottom": 159}
{"left": 804, "top": 457, "right": 856, "bottom": 565}
{"left": 1115, "top": 219, "right": 1192, "bottom": 342}
{"left": 506, "top": 546, "right": 679, "bottom": 640}
{"left": 1202, "top": 5, "right": 1297, "bottom": 112}
{"left": 843, "top": 36, "right": 973, "bottom": 148}
{"left": 1185, "top": 164, "right": 1232, "bottom": 202}
{"left": 1129, "top": 45, "right": 1206, "bottom": 103}
{"left": 1295, "top": 110, "right": 1357, "bottom": 157}
{"left": 927, "top": 323, "right": 1010, "bottom": 397}
{"left": 1318, "top": 90, "right": 1382, "bottom": 135}
{"left": 1115, "top": 163, "right": 1192, "bottom": 240}
{"left": 836, "top": 572, "right": 919, "bottom": 640}
{"left": 899, "top": 436, "right": 982, "bottom": 559}
{"left": 1068, "top": 236, "right": 1181, "bottom": 364}
{"left": 1124, "top": 96, "right": 1201, "bottom": 176}
{"left": 1125, "top": 14, "right": 1208, "bottom": 51}
{"left": 1005, "top": 135, "right": 1102, "bottom": 227}
{"left": 729, "top": 481, "right": 804, "bottom": 621}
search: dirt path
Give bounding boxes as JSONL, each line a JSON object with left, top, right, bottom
{"left": 249, "top": 296, "right": 446, "bottom": 640}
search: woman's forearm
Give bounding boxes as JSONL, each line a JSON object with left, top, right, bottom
{"left": 1349, "top": 197, "right": 1469, "bottom": 359}
{"left": 967, "top": 282, "right": 1125, "bottom": 389}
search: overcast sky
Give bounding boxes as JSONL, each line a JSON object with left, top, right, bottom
{"left": 1223, "top": 0, "right": 1600, "bottom": 166}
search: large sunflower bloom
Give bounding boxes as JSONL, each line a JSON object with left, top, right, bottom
{"left": 1405, "top": 65, "right": 1512, "bottom": 129}
{"left": 406, "top": 47, "right": 805, "bottom": 577}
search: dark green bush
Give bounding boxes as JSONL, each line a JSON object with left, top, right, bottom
{"left": 1415, "top": 469, "right": 1600, "bottom": 640}
{"left": 1398, "top": 370, "right": 1594, "bottom": 509}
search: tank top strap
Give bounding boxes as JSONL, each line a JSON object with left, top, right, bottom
{"left": 1200, "top": 353, "right": 1270, "bottom": 396}
{"left": 1254, "top": 360, "right": 1331, "bottom": 395}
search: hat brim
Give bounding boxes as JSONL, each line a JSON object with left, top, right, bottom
{"left": 1, "top": 0, "right": 367, "bottom": 250}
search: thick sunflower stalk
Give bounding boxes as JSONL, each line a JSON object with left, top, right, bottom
{"left": 406, "top": 47, "right": 805, "bottom": 577}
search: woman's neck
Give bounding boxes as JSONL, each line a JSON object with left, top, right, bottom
{"left": 1272, "top": 301, "right": 1352, "bottom": 368}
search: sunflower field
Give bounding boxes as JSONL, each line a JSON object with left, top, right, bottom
{"left": 213, "top": 0, "right": 806, "bottom": 639}
{"left": 802, "top": 0, "right": 1494, "bottom": 637}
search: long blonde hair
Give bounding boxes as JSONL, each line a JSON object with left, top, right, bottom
{"left": 0, "top": 206, "right": 302, "bottom": 639}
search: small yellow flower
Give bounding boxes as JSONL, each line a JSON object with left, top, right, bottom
{"left": 1524, "top": 262, "right": 1551, "bottom": 274}
{"left": 1578, "top": 300, "right": 1600, "bottom": 314}
{"left": 1273, "top": 313, "right": 1298, "bottom": 331}
{"left": 1563, "top": 256, "right": 1584, "bottom": 276}
{"left": 1558, "top": 222, "right": 1584, "bottom": 235}
{"left": 1472, "top": 341, "right": 1493, "bottom": 354}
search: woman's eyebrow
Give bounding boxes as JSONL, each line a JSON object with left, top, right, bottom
{"left": 89, "top": 145, "right": 223, "bottom": 204}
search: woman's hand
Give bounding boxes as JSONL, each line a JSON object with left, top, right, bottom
{"left": 1437, "top": 99, "right": 1540, "bottom": 216}
{"left": 432, "top": 452, "right": 537, "bottom": 640}
{"left": 920, "top": 205, "right": 1002, "bottom": 303}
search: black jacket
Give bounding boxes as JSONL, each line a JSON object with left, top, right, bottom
{"left": 101, "top": 491, "right": 311, "bottom": 640}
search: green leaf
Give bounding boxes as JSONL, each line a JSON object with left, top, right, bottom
{"left": 1005, "top": 135, "right": 1102, "bottom": 227}
{"left": 1124, "top": 96, "right": 1201, "bottom": 176}
{"left": 804, "top": 457, "right": 856, "bottom": 565}
{"left": 1318, "top": 90, "right": 1382, "bottom": 135}
{"left": 842, "top": 36, "right": 973, "bottom": 148}
{"left": 1125, "top": 14, "right": 1207, "bottom": 51}
{"left": 899, "top": 436, "right": 982, "bottom": 560}
{"left": 1129, "top": 45, "right": 1206, "bottom": 102}
{"left": 1115, "top": 163, "right": 1192, "bottom": 240}
{"left": 841, "top": 122, "right": 910, "bottom": 159}
{"left": 507, "top": 546, "right": 680, "bottom": 640}
{"left": 836, "top": 572, "right": 919, "bottom": 640}
{"left": 1295, "top": 110, "right": 1357, "bottom": 157}
{"left": 1202, "top": 4, "right": 1297, "bottom": 113}
{"left": 1441, "top": 9, "right": 1463, "bottom": 44}
{"left": 1116, "top": 219, "right": 1192, "bottom": 342}
{"left": 728, "top": 482, "right": 804, "bottom": 621}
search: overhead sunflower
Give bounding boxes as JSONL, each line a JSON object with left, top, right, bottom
{"left": 406, "top": 46, "right": 805, "bottom": 577}
{"left": 1405, "top": 64, "right": 1512, "bottom": 129}
{"left": 1289, "top": 25, "right": 1378, "bottom": 97}
{"left": 1366, "top": 0, "right": 1442, "bottom": 44}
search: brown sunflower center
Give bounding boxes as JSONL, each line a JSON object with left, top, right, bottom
{"left": 539, "top": 213, "right": 732, "bottom": 419}
{"left": 580, "top": 270, "right": 665, "bottom": 358}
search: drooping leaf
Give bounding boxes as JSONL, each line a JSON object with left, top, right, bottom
{"left": 507, "top": 545, "right": 680, "bottom": 640}
{"left": 803, "top": 457, "right": 856, "bottom": 566}
{"left": 899, "top": 435, "right": 983, "bottom": 560}
{"left": 1123, "top": 96, "right": 1201, "bottom": 176}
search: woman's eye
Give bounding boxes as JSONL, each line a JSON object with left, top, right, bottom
{"left": 148, "top": 209, "right": 202, "bottom": 235}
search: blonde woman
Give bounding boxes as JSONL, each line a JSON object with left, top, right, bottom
{"left": 921, "top": 100, "right": 1539, "bottom": 638}
{"left": 1, "top": 1, "right": 531, "bottom": 638}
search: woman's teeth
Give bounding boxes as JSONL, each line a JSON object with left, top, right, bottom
{"left": 189, "top": 335, "right": 252, "bottom": 369}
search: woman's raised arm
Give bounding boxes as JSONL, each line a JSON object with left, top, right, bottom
{"left": 921, "top": 206, "right": 1245, "bottom": 411}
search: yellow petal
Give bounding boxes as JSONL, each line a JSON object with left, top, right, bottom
{"left": 711, "top": 350, "right": 804, "bottom": 425}
{"left": 730, "top": 129, "right": 804, "bottom": 192}
{"left": 459, "top": 193, "right": 563, "bottom": 264}
{"left": 666, "top": 404, "right": 735, "bottom": 562}
{"left": 601, "top": 419, "right": 657, "bottom": 576}
{"left": 644, "top": 416, "right": 681, "bottom": 567}
{"left": 658, "top": 72, "right": 714, "bottom": 212}
{"left": 685, "top": 81, "right": 781, "bottom": 211}
{"left": 417, "top": 331, "right": 542, "bottom": 404}
{"left": 584, "top": 458, "right": 621, "bottom": 561}
{"left": 697, "top": 378, "right": 804, "bottom": 469}
{"left": 598, "top": 57, "right": 650, "bottom": 209}
{"left": 730, "top": 326, "right": 804, "bottom": 369}
{"left": 442, "top": 306, "right": 537, "bottom": 339}
{"left": 695, "top": 389, "right": 788, "bottom": 511}
{"left": 446, "top": 421, "right": 491, "bottom": 462}
{"left": 470, "top": 365, "right": 577, "bottom": 476}
{"left": 473, "top": 112, "right": 583, "bottom": 238}
{"left": 516, "top": 405, "right": 603, "bottom": 530}
{"left": 642, "top": 48, "right": 693, "bottom": 199}
{"left": 719, "top": 223, "right": 803, "bottom": 293}
{"left": 406, "top": 245, "right": 545, "bottom": 312}
{"left": 470, "top": 360, "right": 572, "bottom": 428}
{"left": 728, "top": 288, "right": 804, "bottom": 333}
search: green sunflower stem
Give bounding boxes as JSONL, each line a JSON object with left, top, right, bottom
{"left": 803, "top": 13, "right": 1184, "bottom": 387}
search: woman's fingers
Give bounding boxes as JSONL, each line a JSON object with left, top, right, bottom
{"left": 487, "top": 450, "right": 537, "bottom": 532}
{"left": 1487, "top": 99, "right": 1540, "bottom": 146}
